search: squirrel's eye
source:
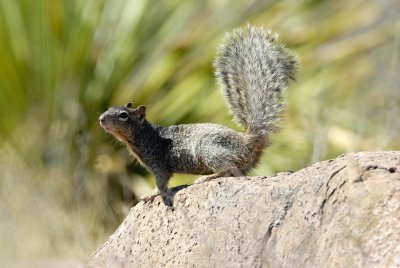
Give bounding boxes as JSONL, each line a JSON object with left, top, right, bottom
{"left": 118, "top": 111, "right": 129, "bottom": 121}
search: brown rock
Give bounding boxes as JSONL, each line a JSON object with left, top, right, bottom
{"left": 87, "top": 151, "right": 400, "bottom": 267}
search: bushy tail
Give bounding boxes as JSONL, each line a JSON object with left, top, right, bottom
{"left": 214, "top": 25, "right": 298, "bottom": 136}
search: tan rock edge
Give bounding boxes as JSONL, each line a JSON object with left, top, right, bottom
{"left": 87, "top": 151, "right": 400, "bottom": 267}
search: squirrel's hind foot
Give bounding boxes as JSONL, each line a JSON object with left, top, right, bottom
{"left": 194, "top": 168, "right": 244, "bottom": 184}
{"left": 194, "top": 174, "right": 221, "bottom": 184}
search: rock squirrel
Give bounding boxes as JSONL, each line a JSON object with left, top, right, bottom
{"left": 99, "top": 25, "right": 298, "bottom": 205}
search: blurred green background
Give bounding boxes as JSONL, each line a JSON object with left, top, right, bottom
{"left": 0, "top": 0, "right": 399, "bottom": 265}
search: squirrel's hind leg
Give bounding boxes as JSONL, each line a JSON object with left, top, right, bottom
{"left": 194, "top": 167, "right": 244, "bottom": 184}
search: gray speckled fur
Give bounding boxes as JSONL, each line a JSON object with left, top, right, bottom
{"left": 215, "top": 25, "right": 297, "bottom": 135}
{"left": 99, "top": 25, "right": 298, "bottom": 202}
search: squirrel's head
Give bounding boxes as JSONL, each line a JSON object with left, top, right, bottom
{"left": 99, "top": 102, "right": 146, "bottom": 143}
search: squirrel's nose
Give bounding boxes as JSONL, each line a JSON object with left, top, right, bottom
{"left": 99, "top": 114, "right": 106, "bottom": 125}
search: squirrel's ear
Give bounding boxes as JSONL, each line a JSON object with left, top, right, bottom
{"left": 125, "top": 102, "right": 133, "bottom": 109}
{"left": 137, "top": 105, "right": 146, "bottom": 119}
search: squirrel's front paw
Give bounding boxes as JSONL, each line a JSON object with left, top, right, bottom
{"left": 139, "top": 189, "right": 173, "bottom": 206}
{"left": 139, "top": 191, "right": 160, "bottom": 203}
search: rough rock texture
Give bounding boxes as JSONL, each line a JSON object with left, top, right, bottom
{"left": 87, "top": 151, "right": 400, "bottom": 267}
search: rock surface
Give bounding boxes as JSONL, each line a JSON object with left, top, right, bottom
{"left": 87, "top": 151, "right": 400, "bottom": 267}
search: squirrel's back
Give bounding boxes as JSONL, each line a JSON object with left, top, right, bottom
{"left": 214, "top": 25, "right": 298, "bottom": 136}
